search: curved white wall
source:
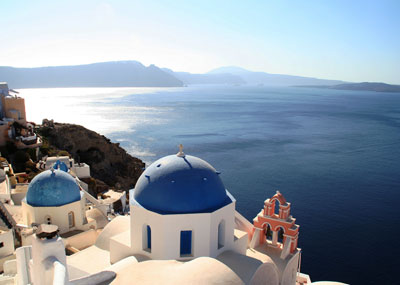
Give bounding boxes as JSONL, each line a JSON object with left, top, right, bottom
{"left": 22, "top": 198, "right": 88, "bottom": 234}
{"left": 130, "top": 201, "right": 236, "bottom": 260}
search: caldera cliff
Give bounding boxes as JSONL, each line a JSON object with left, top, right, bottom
{"left": 37, "top": 121, "right": 145, "bottom": 194}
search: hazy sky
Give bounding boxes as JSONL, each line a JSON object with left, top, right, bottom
{"left": 1, "top": 0, "right": 399, "bottom": 83}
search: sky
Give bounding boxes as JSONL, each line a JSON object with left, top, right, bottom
{"left": 1, "top": 0, "right": 399, "bottom": 83}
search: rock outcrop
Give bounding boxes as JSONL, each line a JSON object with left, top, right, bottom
{"left": 37, "top": 123, "right": 145, "bottom": 192}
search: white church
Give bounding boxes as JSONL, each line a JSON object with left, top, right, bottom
{"left": 0, "top": 146, "right": 345, "bottom": 285}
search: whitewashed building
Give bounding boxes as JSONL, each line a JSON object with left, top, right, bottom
{"left": 0, "top": 147, "right": 346, "bottom": 285}
{"left": 21, "top": 168, "right": 95, "bottom": 235}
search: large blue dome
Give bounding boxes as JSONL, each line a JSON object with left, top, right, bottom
{"left": 133, "top": 154, "right": 232, "bottom": 214}
{"left": 26, "top": 169, "right": 81, "bottom": 207}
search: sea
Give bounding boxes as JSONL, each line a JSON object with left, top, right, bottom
{"left": 21, "top": 85, "right": 400, "bottom": 284}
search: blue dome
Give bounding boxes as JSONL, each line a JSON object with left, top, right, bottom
{"left": 133, "top": 154, "right": 232, "bottom": 214}
{"left": 52, "top": 160, "right": 69, "bottom": 172}
{"left": 26, "top": 169, "right": 81, "bottom": 207}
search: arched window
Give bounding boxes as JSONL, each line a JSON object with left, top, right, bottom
{"left": 276, "top": 226, "right": 285, "bottom": 244}
{"left": 143, "top": 224, "right": 151, "bottom": 252}
{"left": 273, "top": 199, "right": 280, "bottom": 216}
{"left": 68, "top": 211, "right": 75, "bottom": 228}
{"left": 218, "top": 220, "right": 225, "bottom": 249}
{"left": 265, "top": 224, "right": 273, "bottom": 241}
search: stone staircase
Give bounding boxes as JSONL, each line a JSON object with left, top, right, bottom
{"left": 0, "top": 200, "right": 21, "bottom": 242}
{"left": 0, "top": 201, "right": 14, "bottom": 229}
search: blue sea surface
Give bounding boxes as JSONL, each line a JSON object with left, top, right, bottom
{"left": 25, "top": 85, "right": 400, "bottom": 284}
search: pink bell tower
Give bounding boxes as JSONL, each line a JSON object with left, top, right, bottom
{"left": 250, "top": 191, "right": 300, "bottom": 259}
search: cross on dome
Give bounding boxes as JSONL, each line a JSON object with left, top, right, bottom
{"left": 176, "top": 144, "right": 185, "bottom": 157}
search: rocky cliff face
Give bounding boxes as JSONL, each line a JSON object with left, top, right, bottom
{"left": 38, "top": 123, "right": 145, "bottom": 192}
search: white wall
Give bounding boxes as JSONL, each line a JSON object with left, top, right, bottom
{"left": 45, "top": 156, "right": 71, "bottom": 170}
{"left": 11, "top": 192, "right": 26, "bottom": 205}
{"left": 130, "top": 201, "right": 236, "bottom": 260}
{"left": 64, "top": 229, "right": 99, "bottom": 250}
{"left": 22, "top": 200, "right": 86, "bottom": 234}
{"left": 72, "top": 163, "right": 90, "bottom": 178}
{"left": 31, "top": 235, "right": 69, "bottom": 285}
{"left": 0, "top": 230, "right": 14, "bottom": 258}
{"left": 209, "top": 202, "right": 236, "bottom": 257}
{"left": 281, "top": 251, "right": 300, "bottom": 285}
{"left": 0, "top": 178, "right": 11, "bottom": 202}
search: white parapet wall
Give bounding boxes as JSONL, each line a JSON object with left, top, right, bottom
{"left": 45, "top": 156, "right": 71, "bottom": 170}
{"left": 72, "top": 163, "right": 90, "bottom": 179}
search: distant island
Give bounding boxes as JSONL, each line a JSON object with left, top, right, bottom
{"left": 295, "top": 82, "right": 400, "bottom": 93}
{"left": 1, "top": 60, "right": 349, "bottom": 88}
{"left": 0, "top": 61, "right": 184, "bottom": 88}
{"left": 206, "top": 66, "right": 345, "bottom": 86}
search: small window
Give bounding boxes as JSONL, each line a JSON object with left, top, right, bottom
{"left": 180, "top": 230, "right": 192, "bottom": 256}
{"left": 0, "top": 242, "right": 4, "bottom": 248}
{"left": 147, "top": 225, "right": 151, "bottom": 250}
{"left": 68, "top": 212, "right": 75, "bottom": 228}
{"left": 143, "top": 224, "right": 151, "bottom": 252}
{"left": 218, "top": 220, "right": 225, "bottom": 249}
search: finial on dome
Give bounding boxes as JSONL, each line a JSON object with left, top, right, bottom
{"left": 177, "top": 144, "right": 185, "bottom": 157}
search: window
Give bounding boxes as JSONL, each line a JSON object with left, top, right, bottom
{"left": 277, "top": 227, "right": 285, "bottom": 244}
{"left": 218, "top": 220, "right": 225, "bottom": 249}
{"left": 143, "top": 224, "right": 151, "bottom": 252}
{"left": 274, "top": 200, "right": 280, "bottom": 216}
{"left": 68, "top": 211, "right": 75, "bottom": 228}
{"left": 180, "top": 230, "right": 192, "bottom": 256}
{"left": 0, "top": 242, "right": 3, "bottom": 248}
{"left": 147, "top": 225, "right": 151, "bottom": 250}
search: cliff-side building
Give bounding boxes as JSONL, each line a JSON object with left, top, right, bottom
{"left": 0, "top": 159, "right": 113, "bottom": 251}
{"left": 0, "top": 82, "right": 41, "bottom": 149}
{"left": 0, "top": 147, "right": 346, "bottom": 285}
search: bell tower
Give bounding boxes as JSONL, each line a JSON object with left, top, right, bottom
{"left": 250, "top": 191, "right": 299, "bottom": 259}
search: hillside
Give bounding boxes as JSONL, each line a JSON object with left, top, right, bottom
{"left": 37, "top": 122, "right": 145, "bottom": 193}
{"left": 0, "top": 61, "right": 183, "bottom": 88}
{"left": 162, "top": 68, "right": 245, "bottom": 85}
{"left": 4, "top": 61, "right": 393, "bottom": 88}
{"left": 295, "top": 82, "right": 400, "bottom": 93}
{"left": 208, "top": 66, "right": 346, "bottom": 86}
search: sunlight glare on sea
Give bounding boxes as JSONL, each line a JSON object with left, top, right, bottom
{"left": 21, "top": 87, "right": 169, "bottom": 135}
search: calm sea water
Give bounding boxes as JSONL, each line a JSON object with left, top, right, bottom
{"left": 22, "top": 85, "right": 400, "bottom": 284}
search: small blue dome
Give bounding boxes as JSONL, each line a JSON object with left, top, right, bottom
{"left": 52, "top": 160, "right": 69, "bottom": 172}
{"left": 26, "top": 169, "right": 81, "bottom": 207}
{"left": 133, "top": 154, "right": 232, "bottom": 214}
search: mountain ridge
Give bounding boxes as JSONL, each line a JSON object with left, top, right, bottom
{"left": 207, "top": 66, "right": 346, "bottom": 86}
{"left": 1, "top": 61, "right": 396, "bottom": 89}
{"left": 295, "top": 82, "right": 400, "bottom": 93}
{"left": 0, "top": 61, "right": 184, "bottom": 88}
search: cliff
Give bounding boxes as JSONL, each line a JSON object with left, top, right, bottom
{"left": 0, "top": 61, "right": 184, "bottom": 88}
{"left": 162, "top": 68, "right": 246, "bottom": 85}
{"left": 37, "top": 122, "right": 145, "bottom": 193}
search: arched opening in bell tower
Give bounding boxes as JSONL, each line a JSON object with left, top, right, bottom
{"left": 265, "top": 223, "right": 273, "bottom": 242}
{"left": 276, "top": 226, "right": 285, "bottom": 244}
